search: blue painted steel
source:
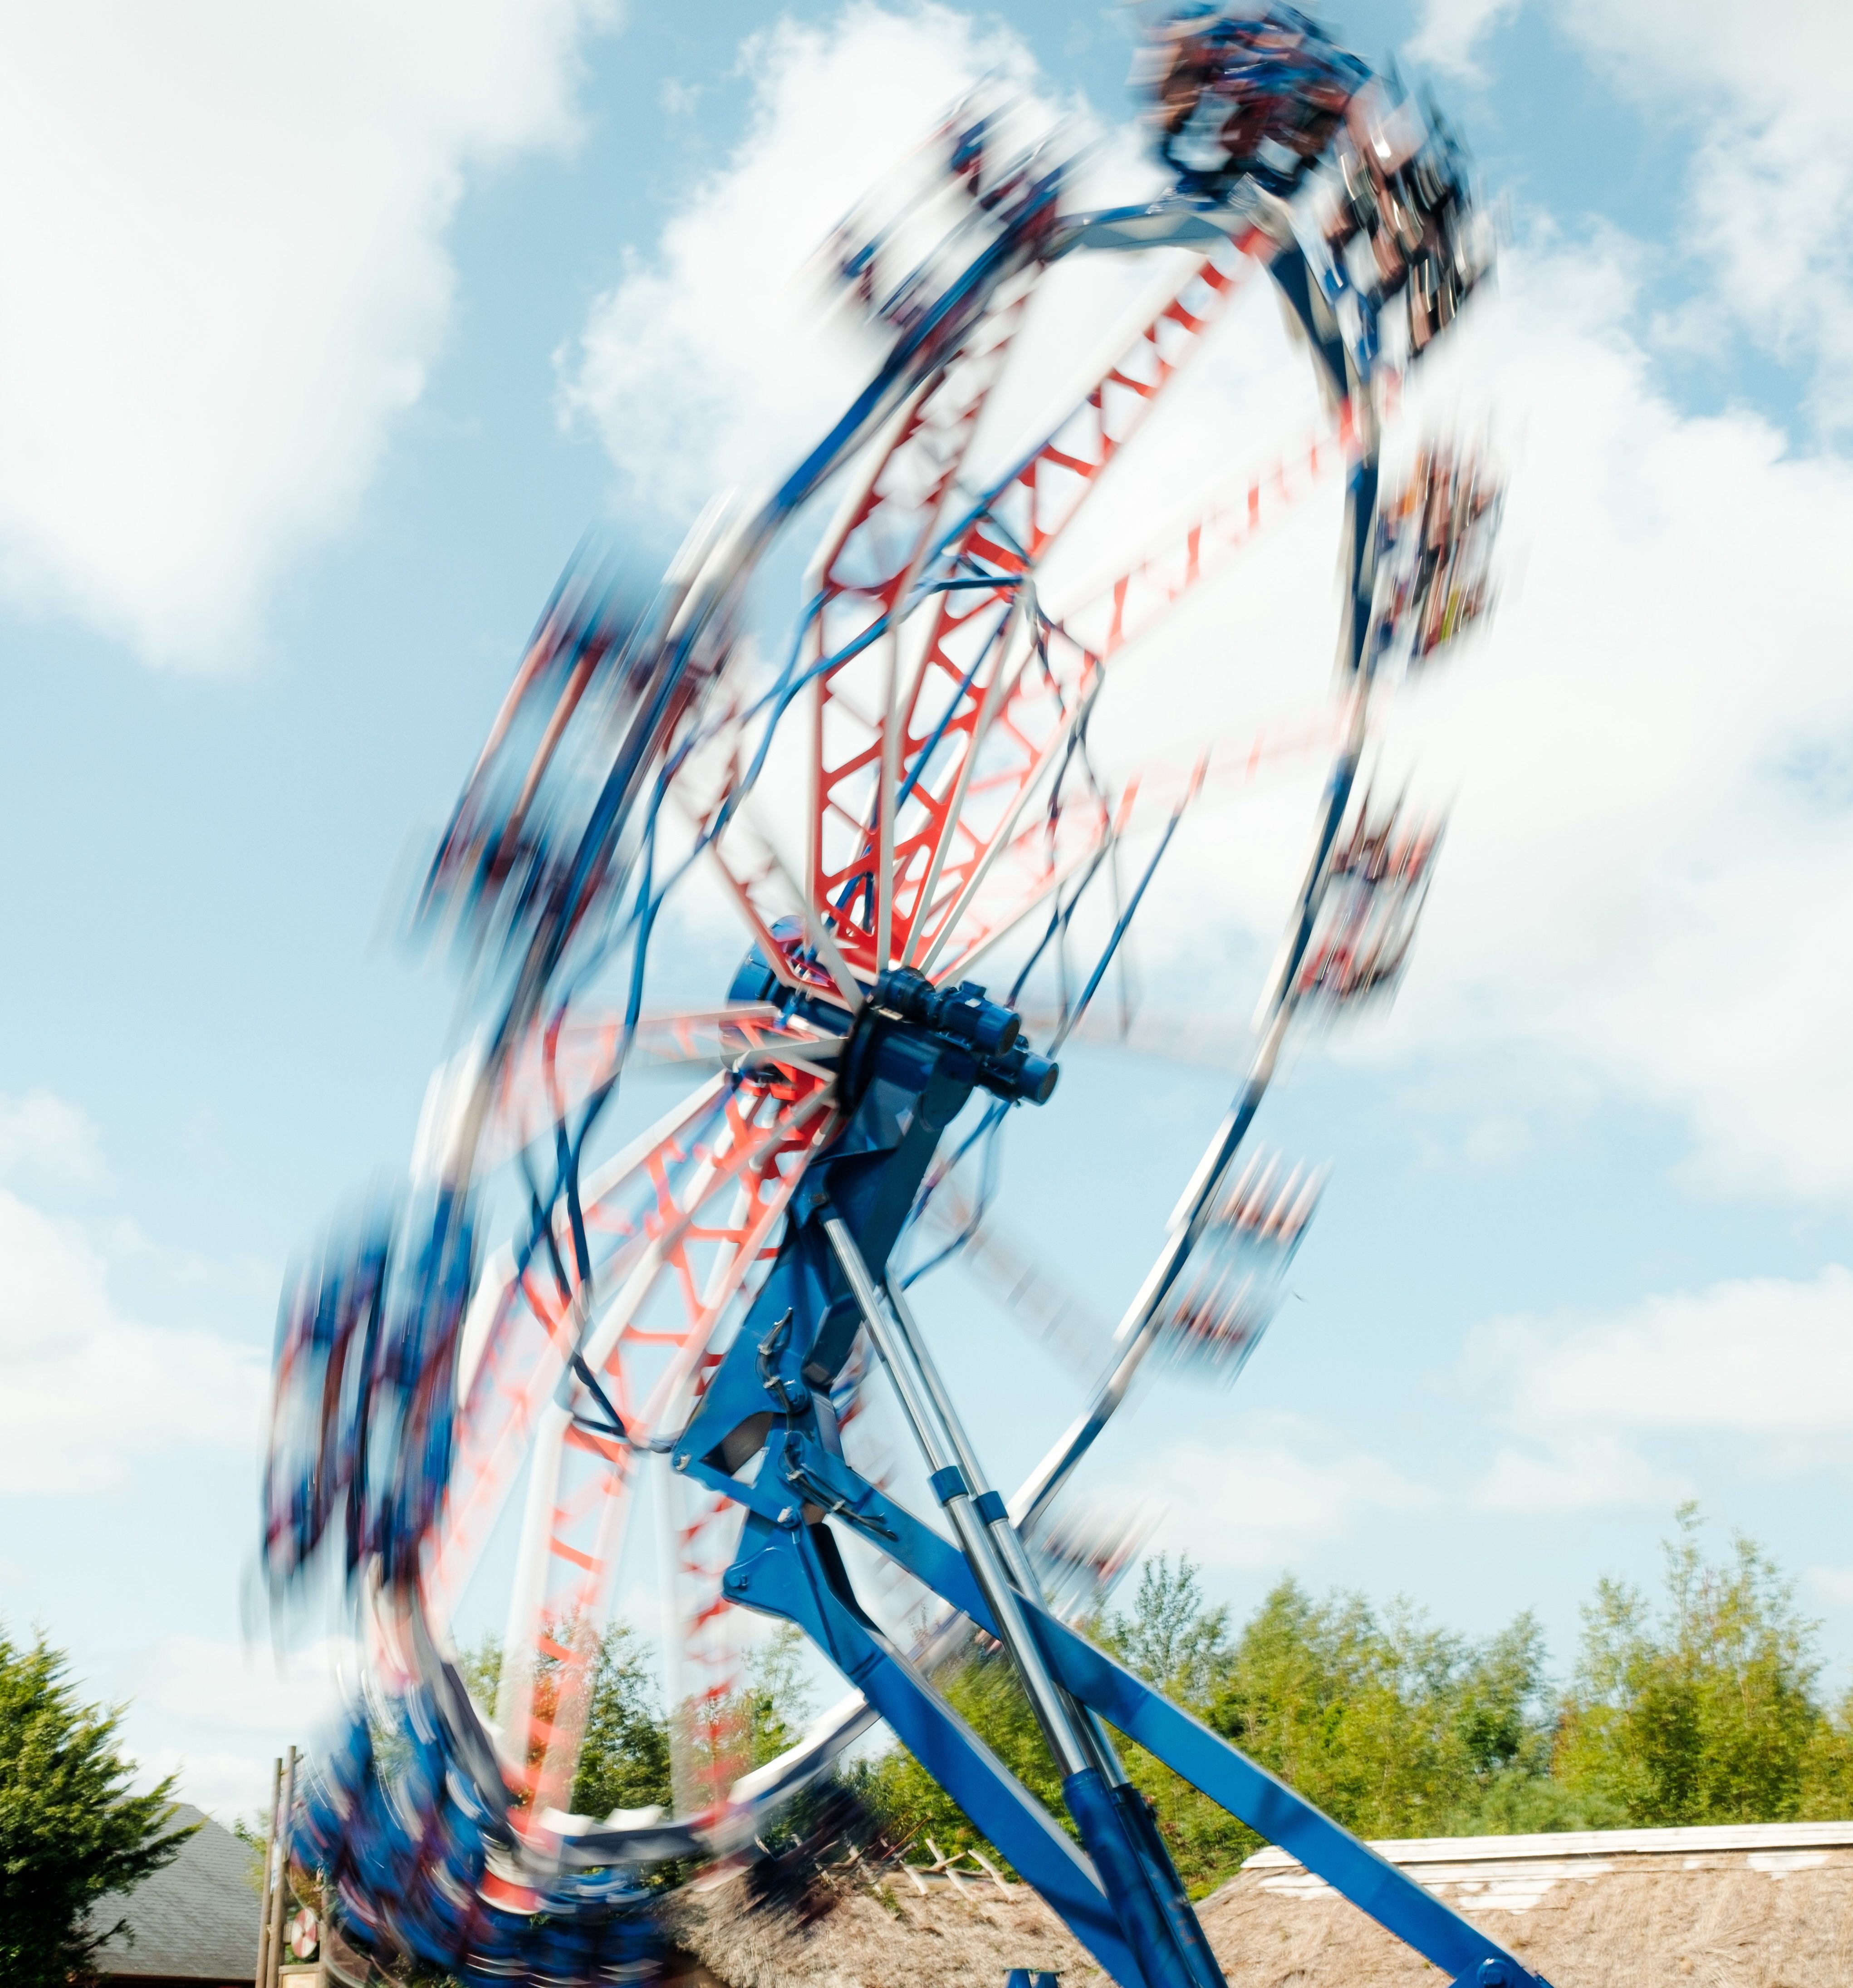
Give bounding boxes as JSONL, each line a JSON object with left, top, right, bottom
{"left": 674, "top": 893, "right": 1524, "bottom": 1988}
{"left": 722, "top": 1511, "right": 1149, "bottom": 1988}
{"left": 1059, "top": 805, "right": 1187, "bottom": 1044}
{"left": 771, "top": 160, "right": 1068, "bottom": 520}
{"left": 688, "top": 1233, "right": 1222, "bottom": 1988}
{"left": 1060, "top": 1766, "right": 1227, "bottom": 1988}
{"left": 710, "top": 1415, "right": 1545, "bottom": 1988}
{"left": 1265, "top": 245, "right": 1348, "bottom": 402}
{"left": 803, "top": 1175, "right": 1188, "bottom": 1978}
{"left": 1029, "top": 1611, "right": 1543, "bottom": 1988}
{"left": 265, "top": 27, "right": 1508, "bottom": 1982}
{"left": 1263, "top": 245, "right": 1378, "bottom": 678}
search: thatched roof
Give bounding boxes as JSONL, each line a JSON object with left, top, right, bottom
{"left": 670, "top": 1821, "right": 1853, "bottom": 1988}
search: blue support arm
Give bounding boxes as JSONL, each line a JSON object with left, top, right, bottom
{"left": 748, "top": 1434, "right": 1546, "bottom": 1988}
{"left": 1033, "top": 1612, "right": 1543, "bottom": 1988}
{"left": 722, "top": 1511, "right": 1149, "bottom": 1988}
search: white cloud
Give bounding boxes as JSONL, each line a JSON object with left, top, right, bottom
{"left": 1809, "top": 1565, "right": 1853, "bottom": 1610}
{"left": 0, "top": 0, "right": 614, "bottom": 664}
{"left": 1109, "top": 1415, "right": 1432, "bottom": 1573}
{"left": 137, "top": 1632, "right": 352, "bottom": 1737}
{"left": 1476, "top": 1432, "right": 1691, "bottom": 1517}
{"left": 1468, "top": 1266, "right": 1853, "bottom": 1512}
{"left": 557, "top": 6, "right": 1853, "bottom": 1213}
{"left": 1152, "top": 235, "right": 1853, "bottom": 1209}
{"left": 121, "top": 1635, "right": 354, "bottom": 1819}
{"left": 1405, "top": 0, "right": 1523, "bottom": 82}
{"left": 559, "top": 2, "right": 1071, "bottom": 514}
{"left": 0, "top": 1187, "right": 265, "bottom": 1491}
{"left": 102, "top": 1215, "right": 275, "bottom": 1299}
{"left": 1546, "top": 0, "right": 1853, "bottom": 428}
{"left": 130, "top": 1700, "right": 339, "bottom": 1824}
{"left": 1391, "top": 256, "right": 1853, "bottom": 1202}
{"left": 1402, "top": 0, "right": 1853, "bottom": 422}
{"left": 0, "top": 1089, "right": 103, "bottom": 1186}
{"left": 1076, "top": 233, "right": 1853, "bottom": 1209}
{"left": 132, "top": 1747, "right": 279, "bottom": 1826}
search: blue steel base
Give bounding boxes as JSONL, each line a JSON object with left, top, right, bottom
{"left": 683, "top": 1418, "right": 1548, "bottom": 1988}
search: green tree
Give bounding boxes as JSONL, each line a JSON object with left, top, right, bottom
{"left": 0, "top": 1627, "right": 196, "bottom": 1988}
{"left": 849, "top": 1639, "right": 1064, "bottom": 1861}
{"left": 1204, "top": 1576, "right": 1574, "bottom": 1841}
{"left": 1208, "top": 1579, "right": 1442, "bottom": 1837}
{"left": 853, "top": 1556, "right": 1572, "bottom": 1896}
{"left": 440, "top": 1517, "right": 1853, "bottom": 1921}
{"left": 1097, "top": 1555, "right": 1255, "bottom": 1894}
{"left": 740, "top": 1622, "right": 817, "bottom": 1769}
{"left": 1799, "top": 1684, "right": 1853, "bottom": 1819}
{"left": 1448, "top": 1615, "right": 1612, "bottom": 1834}
{"left": 1104, "top": 1557, "right": 1231, "bottom": 1709}
{"left": 570, "top": 1624, "right": 674, "bottom": 1819}
{"left": 452, "top": 1620, "right": 820, "bottom": 1826}
{"left": 455, "top": 1631, "right": 503, "bottom": 1717}
{"left": 1554, "top": 1504, "right": 1824, "bottom": 1825}
{"left": 455, "top": 1624, "right": 676, "bottom": 1821}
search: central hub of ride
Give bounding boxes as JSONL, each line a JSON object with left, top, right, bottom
{"left": 684, "top": 944, "right": 1061, "bottom": 1454}
{"left": 727, "top": 932, "right": 1059, "bottom": 1111}
{"left": 864, "top": 966, "right": 1059, "bottom": 1107}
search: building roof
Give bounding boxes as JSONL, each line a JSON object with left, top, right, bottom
{"left": 1239, "top": 1817, "right": 1853, "bottom": 1871}
{"left": 93, "top": 1803, "right": 263, "bottom": 1984}
{"left": 672, "top": 1818, "right": 1853, "bottom": 1988}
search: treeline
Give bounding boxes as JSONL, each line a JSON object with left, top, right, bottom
{"left": 490, "top": 1507, "right": 1853, "bottom": 1900}
{"left": 460, "top": 1620, "right": 815, "bottom": 1832}
{"left": 862, "top": 1509, "right": 1853, "bottom": 1892}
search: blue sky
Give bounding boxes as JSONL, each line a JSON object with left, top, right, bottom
{"left": 2, "top": 0, "right": 1851, "bottom": 1821}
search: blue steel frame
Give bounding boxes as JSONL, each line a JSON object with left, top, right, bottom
{"left": 266, "top": 44, "right": 1507, "bottom": 1987}
{"left": 644, "top": 170, "right": 1529, "bottom": 1988}
{"left": 667, "top": 985, "right": 1546, "bottom": 1988}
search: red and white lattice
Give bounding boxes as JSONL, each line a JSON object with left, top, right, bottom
{"left": 412, "top": 185, "right": 1392, "bottom": 1855}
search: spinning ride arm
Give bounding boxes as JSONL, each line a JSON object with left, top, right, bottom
{"left": 1010, "top": 666, "right": 1375, "bottom": 1531}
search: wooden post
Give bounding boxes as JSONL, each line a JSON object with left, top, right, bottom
{"left": 255, "top": 1756, "right": 281, "bottom": 1988}
{"left": 264, "top": 1746, "right": 296, "bottom": 1988}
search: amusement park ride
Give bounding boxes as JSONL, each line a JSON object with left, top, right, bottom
{"left": 261, "top": 7, "right": 1514, "bottom": 1984}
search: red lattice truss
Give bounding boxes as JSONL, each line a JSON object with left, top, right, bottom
{"left": 805, "top": 233, "right": 1272, "bottom": 986}
{"left": 420, "top": 219, "right": 1384, "bottom": 1866}
{"left": 424, "top": 1055, "right": 836, "bottom": 1837}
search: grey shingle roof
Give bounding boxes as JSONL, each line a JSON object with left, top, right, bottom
{"left": 93, "top": 1803, "right": 264, "bottom": 1983}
